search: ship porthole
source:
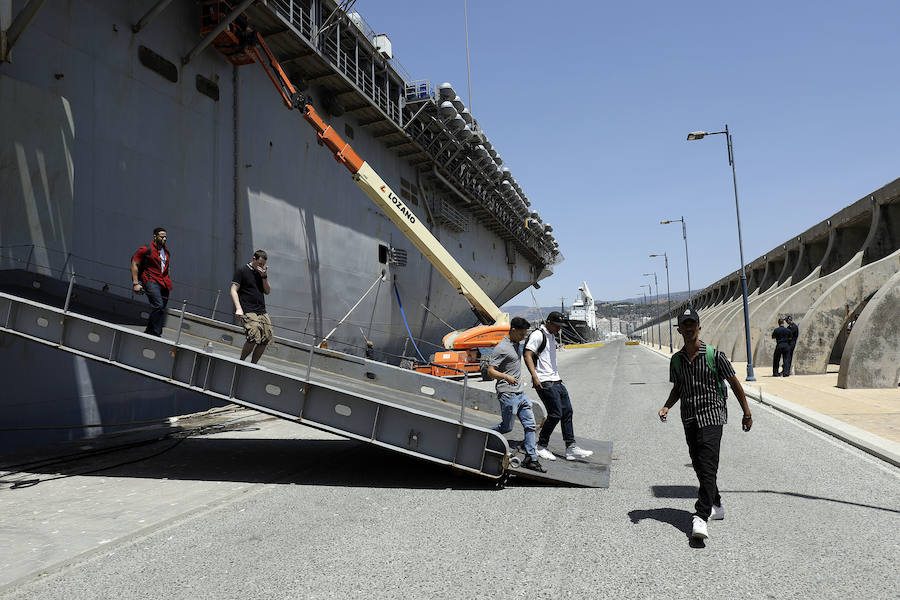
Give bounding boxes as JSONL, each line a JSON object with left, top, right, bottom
{"left": 36, "top": 317, "right": 49, "bottom": 328}
{"left": 142, "top": 348, "right": 156, "bottom": 360}
{"left": 334, "top": 404, "right": 352, "bottom": 417}
{"left": 88, "top": 332, "right": 101, "bottom": 343}
{"left": 265, "top": 384, "right": 281, "bottom": 396}
{"left": 420, "top": 386, "right": 435, "bottom": 396}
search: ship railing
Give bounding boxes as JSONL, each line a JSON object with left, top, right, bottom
{"left": 268, "top": 0, "right": 315, "bottom": 39}
{"left": 267, "top": 0, "right": 407, "bottom": 124}
{"left": 399, "top": 107, "right": 557, "bottom": 265}
{"left": 320, "top": 34, "right": 401, "bottom": 123}
{"left": 0, "top": 245, "right": 453, "bottom": 362}
{"left": 405, "top": 80, "right": 433, "bottom": 102}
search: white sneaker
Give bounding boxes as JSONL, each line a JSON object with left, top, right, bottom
{"left": 565, "top": 445, "right": 593, "bottom": 461}
{"left": 710, "top": 504, "right": 725, "bottom": 521}
{"left": 691, "top": 515, "right": 709, "bottom": 539}
{"left": 535, "top": 445, "right": 556, "bottom": 461}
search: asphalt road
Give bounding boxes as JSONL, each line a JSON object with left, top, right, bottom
{"left": 1, "top": 342, "right": 898, "bottom": 599}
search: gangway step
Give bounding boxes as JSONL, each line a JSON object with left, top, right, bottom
{"left": 505, "top": 439, "right": 611, "bottom": 488}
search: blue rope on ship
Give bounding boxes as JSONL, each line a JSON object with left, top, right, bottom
{"left": 393, "top": 281, "right": 426, "bottom": 362}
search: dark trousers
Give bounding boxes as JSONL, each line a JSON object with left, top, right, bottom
{"left": 785, "top": 343, "right": 796, "bottom": 376}
{"left": 536, "top": 380, "right": 575, "bottom": 446}
{"left": 773, "top": 343, "right": 790, "bottom": 376}
{"left": 143, "top": 281, "right": 169, "bottom": 336}
{"left": 683, "top": 421, "right": 722, "bottom": 521}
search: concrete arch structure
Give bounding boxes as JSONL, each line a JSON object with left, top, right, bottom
{"left": 757, "top": 253, "right": 862, "bottom": 368}
{"left": 838, "top": 268, "right": 900, "bottom": 388}
{"left": 638, "top": 176, "right": 900, "bottom": 387}
{"left": 792, "top": 249, "right": 900, "bottom": 374}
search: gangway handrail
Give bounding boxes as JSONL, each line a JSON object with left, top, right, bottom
{"left": 0, "top": 264, "right": 508, "bottom": 418}
{"left": 0, "top": 245, "right": 452, "bottom": 354}
{"left": 0, "top": 290, "right": 511, "bottom": 480}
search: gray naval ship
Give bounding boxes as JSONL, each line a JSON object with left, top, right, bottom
{"left": 0, "top": 0, "right": 561, "bottom": 450}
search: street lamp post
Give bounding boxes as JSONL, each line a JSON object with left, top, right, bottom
{"left": 650, "top": 253, "right": 673, "bottom": 352}
{"left": 660, "top": 216, "right": 692, "bottom": 310}
{"left": 687, "top": 124, "right": 756, "bottom": 381}
{"left": 643, "top": 273, "right": 661, "bottom": 350}
{"left": 640, "top": 286, "right": 650, "bottom": 344}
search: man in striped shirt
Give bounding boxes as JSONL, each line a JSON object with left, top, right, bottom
{"left": 658, "top": 308, "right": 753, "bottom": 541}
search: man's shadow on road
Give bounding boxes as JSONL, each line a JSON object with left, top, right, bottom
{"left": 627, "top": 507, "right": 706, "bottom": 548}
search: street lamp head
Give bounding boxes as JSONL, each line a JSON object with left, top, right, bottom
{"left": 649, "top": 254, "right": 660, "bottom": 257}
{"left": 686, "top": 131, "right": 708, "bottom": 140}
{"left": 660, "top": 220, "right": 672, "bottom": 224}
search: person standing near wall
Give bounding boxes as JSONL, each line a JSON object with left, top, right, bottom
{"left": 785, "top": 316, "right": 799, "bottom": 377}
{"left": 772, "top": 318, "right": 791, "bottom": 377}
{"left": 131, "top": 227, "right": 172, "bottom": 337}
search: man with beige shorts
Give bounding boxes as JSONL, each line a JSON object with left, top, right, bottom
{"left": 231, "top": 250, "right": 273, "bottom": 363}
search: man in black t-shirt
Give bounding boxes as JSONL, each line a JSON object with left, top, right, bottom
{"left": 231, "top": 250, "right": 272, "bottom": 363}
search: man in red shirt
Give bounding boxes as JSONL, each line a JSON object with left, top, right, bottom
{"left": 131, "top": 228, "right": 173, "bottom": 336}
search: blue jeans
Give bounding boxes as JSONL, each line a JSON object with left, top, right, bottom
{"left": 493, "top": 392, "right": 537, "bottom": 459}
{"left": 143, "top": 280, "right": 169, "bottom": 336}
{"left": 537, "top": 380, "right": 575, "bottom": 446}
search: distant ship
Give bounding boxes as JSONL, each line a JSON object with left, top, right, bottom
{"left": 566, "top": 283, "right": 600, "bottom": 342}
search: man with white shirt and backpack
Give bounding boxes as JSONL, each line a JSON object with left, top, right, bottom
{"left": 523, "top": 311, "right": 594, "bottom": 462}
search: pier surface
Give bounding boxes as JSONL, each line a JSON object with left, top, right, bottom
{"left": 2, "top": 342, "right": 898, "bottom": 599}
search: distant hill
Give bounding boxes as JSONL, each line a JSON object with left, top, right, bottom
{"left": 502, "top": 290, "right": 694, "bottom": 324}
{"left": 598, "top": 290, "right": 693, "bottom": 305}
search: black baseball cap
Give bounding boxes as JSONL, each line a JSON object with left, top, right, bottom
{"left": 677, "top": 308, "right": 700, "bottom": 325}
{"left": 546, "top": 311, "right": 567, "bottom": 326}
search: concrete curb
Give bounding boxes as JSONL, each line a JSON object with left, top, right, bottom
{"left": 744, "top": 387, "right": 900, "bottom": 469}
{"left": 636, "top": 344, "right": 900, "bottom": 469}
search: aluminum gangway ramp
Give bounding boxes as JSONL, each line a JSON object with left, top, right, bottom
{"left": 0, "top": 289, "right": 611, "bottom": 487}
{"left": 0, "top": 291, "right": 512, "bottom": 481}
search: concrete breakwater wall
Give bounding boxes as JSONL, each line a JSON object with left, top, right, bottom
{"left": 639, "top": 177, "right": 900, "bottom": 388}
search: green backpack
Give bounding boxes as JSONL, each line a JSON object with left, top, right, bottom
{"left": 671, "top": 344, "right": 727, "bottom": 400}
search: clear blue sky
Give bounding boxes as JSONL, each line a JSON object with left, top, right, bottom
{"left": 358, "top": 1, "right": 900, "bottom": 307}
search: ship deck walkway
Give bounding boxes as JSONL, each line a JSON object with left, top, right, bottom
{"left": 0, "top": 287, "right": 611, "bottom": 487}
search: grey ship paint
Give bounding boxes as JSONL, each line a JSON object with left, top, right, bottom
{"left": 0, "top": 0, "right": 558, "bottom": 450}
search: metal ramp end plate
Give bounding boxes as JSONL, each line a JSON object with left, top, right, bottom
{"left": 506, "top": 438, "right": 612, "bottom": 488}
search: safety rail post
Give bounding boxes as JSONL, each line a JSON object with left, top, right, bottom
{"left": 24, "top": 244, "right": 34, "bottom": 272}
{"left": 459, "top": 373, "right": 468, "bottom": 428}
{"left": 63, "top": 270, "right": 76, "bottom": 313}
{"left": 301, "top": 336, "right": 316, "bottom": 397}
{"left": 211, "top": 289, "right": 221, "bottom": 319}
{"left": 452, "top": 366, "right": 471, "bottom": 466}
{"left": 174, "top": 300, "right": 188, "bottom": 345}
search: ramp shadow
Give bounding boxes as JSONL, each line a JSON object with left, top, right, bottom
{"left": 0, "top": 436, "right": 498, "bottom": 491}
